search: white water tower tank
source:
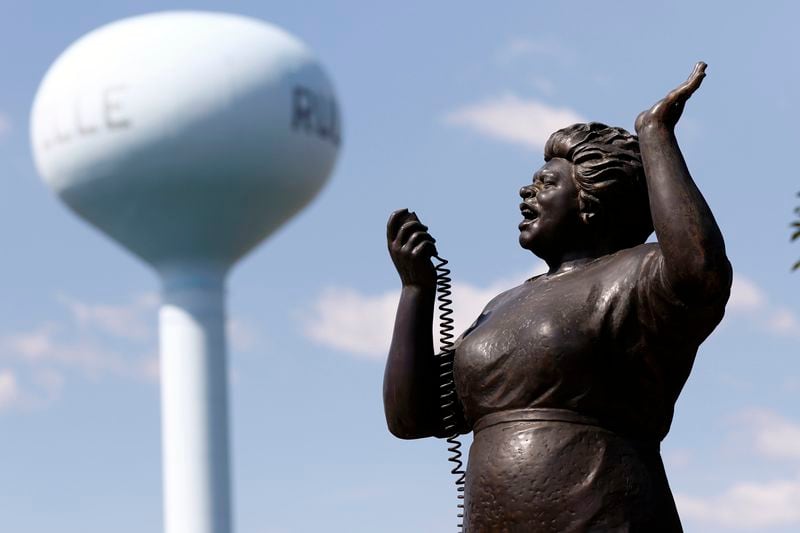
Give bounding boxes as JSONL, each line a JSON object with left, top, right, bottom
{"left": 30, "top": 11, "right": 340, "bottom": 533}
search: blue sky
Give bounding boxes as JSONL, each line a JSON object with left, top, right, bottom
{"left": 1, "top": 1, "right": 800, "bottom": 532}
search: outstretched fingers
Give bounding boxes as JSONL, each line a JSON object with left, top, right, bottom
{"left": 666, "top": 61, "right": 707, "bottom": 105}
{"left": 636, "top": 61, "right": 708, "bottom": 133}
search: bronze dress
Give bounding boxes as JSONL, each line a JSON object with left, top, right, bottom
{"left": 453, "top": 243, "right": 728, "bottom": 532}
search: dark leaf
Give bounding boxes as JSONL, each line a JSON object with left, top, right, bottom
{"left": 793, "top": 192, "right": 800, "bottom": 270}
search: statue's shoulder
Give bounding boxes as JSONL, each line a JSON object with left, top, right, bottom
{"left": 588, "top": 243, "right": 668, "bottom": 290}
{"left": 598, "top": 242, "right": 663, "bottom": 271}
{"left": 483, "top": 284, "right": 525, "bottom": 313}
{"left": 612, "top": 242, "right": 661, "bottom": 260}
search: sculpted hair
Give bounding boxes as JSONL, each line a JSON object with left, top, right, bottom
{"left": 544, "top": 122, "right": 653, "bottom": 250}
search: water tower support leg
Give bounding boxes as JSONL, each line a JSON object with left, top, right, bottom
{"left": 159, "top": 275, "right": 232, "bottom": 533}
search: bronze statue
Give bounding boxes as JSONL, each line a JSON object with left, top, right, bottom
{"left": 384, "top": 62, "right": 731, "bottom": 532}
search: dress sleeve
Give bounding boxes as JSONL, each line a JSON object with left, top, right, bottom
{"left": 602, "top": 244, "right": 729, "bottom": 439}
{"left": 632, "top": 244, "right": 729, "bottom": 348}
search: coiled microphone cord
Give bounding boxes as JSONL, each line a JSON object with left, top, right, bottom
{"left": 433, "top": 255, "right": 466, "bottom": 531}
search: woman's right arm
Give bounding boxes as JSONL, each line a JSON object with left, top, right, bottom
{"left": 383, "top": 209, "right": 443, "bottom": 439}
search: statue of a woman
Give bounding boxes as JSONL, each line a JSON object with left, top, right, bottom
{"left": 384, "top": 63, "right": 731, "bottom": 532}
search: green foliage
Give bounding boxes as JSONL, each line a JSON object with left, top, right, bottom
{"left": 793, "top": 192, "right": 800, "bottom": 270}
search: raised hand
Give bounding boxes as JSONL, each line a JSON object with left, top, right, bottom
{"left": 387, "top": 208, "right": 438, "bottom": 289}
{"left": 636, "top": 62, "right": 706, "bottom": 134}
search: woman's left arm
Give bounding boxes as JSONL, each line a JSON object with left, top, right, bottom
{"left": 635, "top": 62, "right": 732, "bottom": 304}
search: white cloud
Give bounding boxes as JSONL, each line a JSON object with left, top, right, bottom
{"left": 302, "top": 265, "right": 546, "bottom": 359}
{"left": 227, "top": 317, "right": 260, "bottom": 353}
{"left": 738, "top": 409, "right": 800, "bottom": 461}
{"left": 0, "top": 322, "right": 154, "bottom": 380}
{"left": 0, "top": 292, "right": 258, "bottom": 394}
{"left": 728, "top": 275, "right": 767, "bottom": 313}
{"left": 57, "top": 292, "right": 157, "bottom": 341}
{"left": 3, "top": 322, "right": 59, "bottom": 360}
{"left": 727, "top": 274, "right": 800, "bottom": 338}
{"left": 663, "top": 447, "right": 693, "bottom": 469}
{"left": 0, "top": 113, "right": 10, "bottom": 139}
{"left": 303, "top": 287, "right": 398, "bottom": 358}
{"left": 676, "top": 479, "right": 800, "bottom": 529}
{"left": 444, "top": 94, "right": 585, "bottom": 150}
{"left": 0, "top": 293, "right": 167, "bottom": 409}
{"left": 140, "top": 356, "right": 160, "bottom": 381}
{"left": 494, "top": 37, "right": 576, "bottom": 66}
{"left": 0, "top": 370, "right": 20, "bottom": 411}
{"left": 675, "top": 409, "right": 800, "bottom": 528}
{"left": 767, "top": 307, "right": 800, "bottom": 337}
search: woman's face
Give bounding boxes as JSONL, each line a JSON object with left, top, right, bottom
{"left": 518, "top": 157, "right": 584, "bottom": 259}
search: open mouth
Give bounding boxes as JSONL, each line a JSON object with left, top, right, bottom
{"left": 520, "top": 203, "right": 538, "bottom": 221}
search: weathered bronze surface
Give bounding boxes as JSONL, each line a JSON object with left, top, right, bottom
{"left": 384, "top": 62, "right": 731, "bottom": 532}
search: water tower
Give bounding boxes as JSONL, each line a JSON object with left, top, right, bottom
{"left": 30, "top": 11, "right": 340, "bottom": 533}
